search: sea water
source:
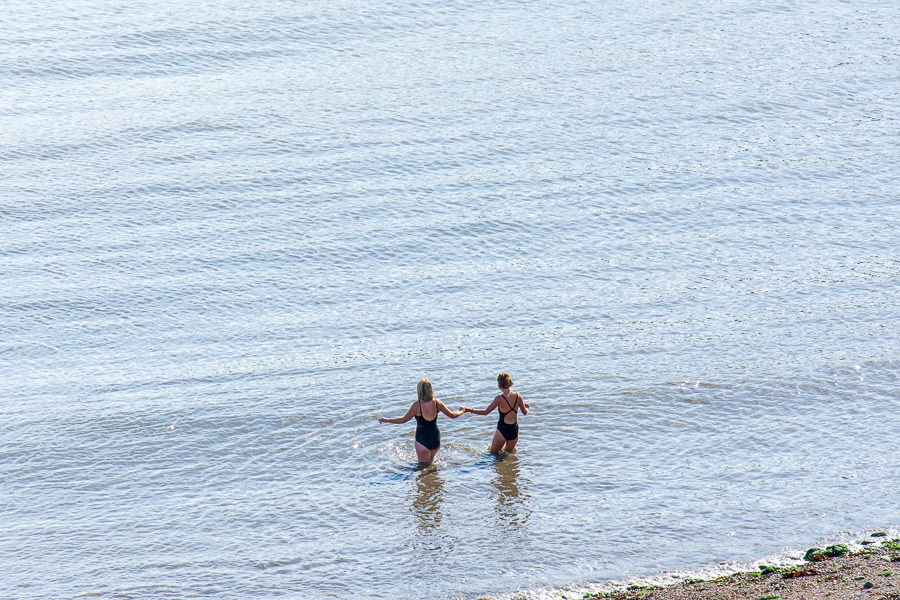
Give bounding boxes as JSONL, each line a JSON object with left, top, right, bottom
{"left": 1, "top": 1, "right": 898, "bottom": 599}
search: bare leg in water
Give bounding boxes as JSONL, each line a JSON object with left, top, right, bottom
{"left": 490, "top": 429, "right": 517, "bottom": 455}
{"left": 415, "top": 441, "right": 438, "bottom": 464}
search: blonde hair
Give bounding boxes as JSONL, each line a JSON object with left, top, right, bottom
{"left": 497, "top": 372, "right": 513, "bottom": 389}
{"left": 417, "top": 378, "right": 435, "bottom": 403}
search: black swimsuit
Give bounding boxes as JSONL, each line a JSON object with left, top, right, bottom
{"left": 414, "top": 399, "right": 440, "bottom": 450}
{"left": 496, "top": 392, "right": 519, "bottom": 441}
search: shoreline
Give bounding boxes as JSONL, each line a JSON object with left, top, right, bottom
{"left": 473, "top": 533, "right": 900, "bottom": 600}
{"left": 584, "top": 535, "right": 900, "bottom": 600}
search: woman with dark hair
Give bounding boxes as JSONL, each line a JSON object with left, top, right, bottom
{"left": 378, "top": 378, "right": 465, "bottom": 464}
{"left": 461, "top": 372, "right": 529, "bottom": 454}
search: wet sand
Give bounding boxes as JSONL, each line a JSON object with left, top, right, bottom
{"left": 591, "top": 537, "right": 900, "bottom": 600}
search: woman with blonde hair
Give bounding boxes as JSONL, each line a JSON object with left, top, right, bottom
{"left": 461, "top": 372, "right": 529, "bottom": 454}
{"left": 378, "top": 378, "right": 465, "bottom": 464}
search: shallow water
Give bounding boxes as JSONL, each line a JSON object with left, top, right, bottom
{"left": 2, "top": 0, "right": 899, "bottom": 599}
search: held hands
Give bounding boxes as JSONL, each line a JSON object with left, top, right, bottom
{"left": 459, "top": 406, "right": 469, "bottom": 414}
{"left": 378, "top": 417, "right": 388, "bottom": 424}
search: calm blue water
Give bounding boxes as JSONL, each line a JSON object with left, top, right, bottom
{"left": 2, "top": 1, "right": 899, "bottom": 599}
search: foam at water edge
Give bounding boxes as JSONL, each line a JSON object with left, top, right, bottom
{"left": 483, "top": 526, "right": 900, "bottom": 600}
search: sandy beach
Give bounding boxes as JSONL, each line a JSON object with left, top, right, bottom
{"left": 587, "top": 536, "right": 900, "bottom": 600}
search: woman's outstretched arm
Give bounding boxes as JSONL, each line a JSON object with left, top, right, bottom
{"left": 378, "top": 402, "right": 417, "bottom": 424}
{"left": 436, "top": 399, "right": 465, "bottom": 418}
{"left": 518, "top": 393, "right": 529, "bottom": 415}
{"left": 461, "top": 397, "right": 500, "bottom": 416}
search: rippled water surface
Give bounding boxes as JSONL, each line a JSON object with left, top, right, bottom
{"left": 2, "top": 1, "right": 899, "bottom": 599}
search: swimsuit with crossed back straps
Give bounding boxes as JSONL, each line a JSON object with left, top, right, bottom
{"left": 496, "top": 391, "right": 520, "bottom": 441}
{"left": 414, "top": 398, "right": 440, "bottom": 450}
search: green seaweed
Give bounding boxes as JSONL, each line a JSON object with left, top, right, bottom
{"left": 804, "top": 547, "right": 825, "bottom": 560}
{"left": 684, "top": 578, "right": 705, "bottom": 584}
{"left": 871, "top": 531, "right": 888, "bottom": 537}
{"left": 824, "top": 544, "right": 849, "bottom": 557}
{"left": 757, "top": 594, "right": 780, "bottom": 600}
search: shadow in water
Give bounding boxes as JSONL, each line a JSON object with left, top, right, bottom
{"left": 492, "top": 453, "right": 531, "bottom": 531}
